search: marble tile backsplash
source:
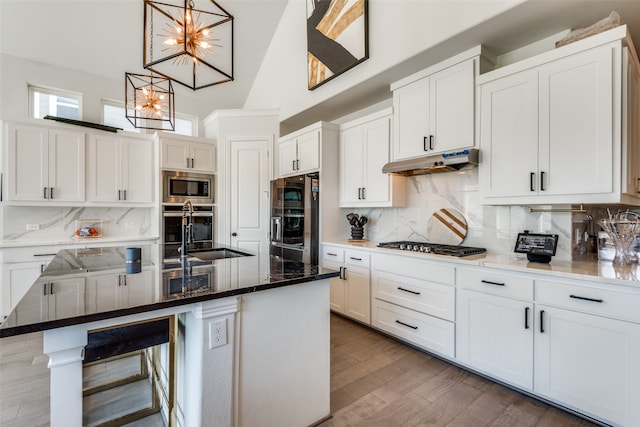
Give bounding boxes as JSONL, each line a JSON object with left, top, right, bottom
{"left": 2, "top": 206, "right": 154, "bottom": 242}
{"left": 340, "top": 169, "right": 573, "bottom": 260}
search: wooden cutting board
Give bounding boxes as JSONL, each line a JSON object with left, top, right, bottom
{"left": 427, "top": 208, "right": 468, "bottom": 245}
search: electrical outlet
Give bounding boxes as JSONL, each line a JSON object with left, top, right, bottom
{"left": 26, "top": 224, "right": 40, "bottom": 231}
{"left": 209, "top": 318, "right": 227, "bottom": 349}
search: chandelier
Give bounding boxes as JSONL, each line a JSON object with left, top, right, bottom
{"left": 125, "top": 72, "right": 175, "bottom": 130}
{"left": 143, "top": 0, "right": 234, "bottom": 90}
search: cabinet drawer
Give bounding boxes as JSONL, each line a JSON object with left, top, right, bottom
{"left": 372, "top": 299, "right": 454, "bottom": 358}
{"left": 1, "top": 247, "right": 61, "bottom": 263}
{"left": 373, "top": 270, "right": 454, "bottom": 321}
{"left": 344, "top": 250, "right": 370, "bottom": 268}
{"left": 536, "top": 280, "right": 640, "bottom": 323}
{"left": 459, "top": 268, "right": 533, "bottom": 300}
{"left": 372, "top": 254, "right": 455, "bottom": 286}
{"left": 321, "top": 246, "right": 344, "bottom": 268}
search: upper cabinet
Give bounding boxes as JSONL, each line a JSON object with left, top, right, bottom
{"left": 479, "top": 26, "right": 640, "bottom": 205}
{"left": 161, "top": 134, "right": 216, "bottom": 173}
{"left": 5, "top": 123, "right": 85, "bottom": 203}
{"left": 391, "top": 46, "right": 488, "bottom": 161}
{"left": 339, "top": 109, "right": 406, "bottom": 207}
{"left": 277, "top": 127, "right": 320, "bottom": 177}
{"left": 87, "top": 133, "right": 153, "bottom": 204}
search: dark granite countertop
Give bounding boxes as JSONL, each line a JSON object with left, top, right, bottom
{"left": 0, "top": 244, "right": 338, "bottom": 337}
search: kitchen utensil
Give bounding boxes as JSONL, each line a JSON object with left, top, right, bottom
{"left": 358, "top": 216, "right": 368, "bottom": 227}
{"left": 426, "top": 208, "right": 467, "bottom": 245}
{"left": 598, "top": 211, "right": 640, "bottom": 266}
{"left": 346, "top": 213, "right": 355, "bottom": 224}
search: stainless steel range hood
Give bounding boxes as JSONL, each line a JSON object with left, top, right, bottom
{"left": 382, "top": 148, "right": 479, "bottom": 176}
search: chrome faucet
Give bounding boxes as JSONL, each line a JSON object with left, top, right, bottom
{"left": 180, "top": 199, "right": 194, "bottom": 263}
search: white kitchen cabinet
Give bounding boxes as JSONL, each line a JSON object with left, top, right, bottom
{"left": 480, "top": 27, "right": 640, "bottom": 205}
{"left": 371, "top": 253, "right": 455, "bottom": 357}
{"left": 277, "top": 128, "right": 320, "bottom": 177}
{"left": 339, "top": 109, "right": 406, "bottom": 207}
{"left": 5, "top": 123, "right": 85, "bottom": 203}
{"left": 85, "top": 270, "right": 153, "bottom": 313}
{"left": 161, "top": 134, "right": 216, "bottom": 173}
{"left": 14, "top": 277, "right": 85, "bottom": 325}
{"left": 1, "top": 247, "right": 59, "bottom": 319}
{"left": 624, "top": 46, "right": 640, "bottom": 195}
{"left": 456, "top": 267, "right": 535, "bottom": 390}
{"left": 535, "top": 304, "right": 640, "bottom": 426}
{"left": 321, "top": 245, "right": 370, "bottom": 323}
{"left": 87, "top": 133, "right": 153, "bottom": 203}
{"left": 391, "top": 48, "right": 481, "bottom": 161}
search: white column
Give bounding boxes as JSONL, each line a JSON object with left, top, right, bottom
{"left": 43, "top": 324, "right": 88, "bottom": 427}
{"left": 181, "top": 296, "right": 240, "bottom": 427}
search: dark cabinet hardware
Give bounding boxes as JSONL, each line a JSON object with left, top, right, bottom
{"left": 292, "top": 160, "right": 296, "bottom": 171}
{"left": 296, "top": 159, "right": 300, "bottom": 170}
{"left": 123, "top": 190, "right": 127, "bottom": 200}
{"left": 118, "top": 190, "right": 122, "bottom": 200}
{"left": 423, "top": 136, "right": 428, "bottom": 151}
{"left": 525, "top": 307, "right": 530, "bottom": 329}
{"left": 530, "top": 172, "right": 535, "bottom": 191}
{"left": 43, "top": 187, "right": 48, "bottom": 199}
{"left": 191, "top": 158, "right": 195, "bottom": 168}
{"left": 481, "top": 279, "right": 505, "bottom": 286}
{"left": 34, "top": 253, "right": 56, "bottom": 257}
{"left": 43, "top": 283, "right": 48, "bottom": 296}
{"left": 40, "top": 264, "right": 45, "bottom": 273}
{"left": 327, "top": 252, "right": 338, "bottom": 257}
{"left": 49, "top": 187, "right": 54, "bottom": 199}
{"left": 49, "top": 283, "right": 54, "bottom": 295}
{"left": 362, "top": 187, "right": 366, "bottom": 199}
{"left": 429, "top": 135, "right": 434, "bottom": 150}
{"left": 540, "top": 171, "right": 546, "bottom": 191}
{"left": 540, "top": 310, "right": 545, "bottom": 333}
{"left": 395, "top": 320, "right": 418, "bottom": 330}
{"left": 349, "top": 257, "right": 362, "bottom": 261}
{"left": 569, "top": 294, "right": 603, "bottom": 303}
{"left": 397, "top": 286, "right": 421, "bottom": 295}
{"left": 339, "top": 266, "right": 347, "bottom": 280}
{"left": 358, "top": 188, "right": 362, "bottom": 199}
{"left": 231, "top": 232, "right": 238, "bottom": 236}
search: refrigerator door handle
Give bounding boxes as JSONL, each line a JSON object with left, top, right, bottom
{"left": 271, "top": 216, "right": 282, "bottom": 241}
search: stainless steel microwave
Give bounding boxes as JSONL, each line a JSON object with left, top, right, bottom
{"left": 163, "top": 171, "right": 215, "bottom": 204}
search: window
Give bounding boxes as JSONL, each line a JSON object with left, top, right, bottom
{"left": 29, "top": 85, "right": 82, "bottom": 120}
{"left": 101, "top": 100, "right": 198, "bottom": 136}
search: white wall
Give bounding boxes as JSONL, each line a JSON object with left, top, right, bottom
{"left": 0, "top": 54, "right": 219, "bottom": 136}
{"left": 243, "top": 0, "right": 526, "bottom": 122}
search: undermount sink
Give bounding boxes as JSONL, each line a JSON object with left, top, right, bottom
{"left": 189, "top": 248, "right": 253, "bottom": 261}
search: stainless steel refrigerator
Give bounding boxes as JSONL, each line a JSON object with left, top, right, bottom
{"left": 270, "top": 173, "right": 319, "bottom": 264}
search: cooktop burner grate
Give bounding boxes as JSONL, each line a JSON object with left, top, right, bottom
{"left": 377, "top": 241, "right": 486, "bottom": 257}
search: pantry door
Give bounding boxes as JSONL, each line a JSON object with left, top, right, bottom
{"left": 229, "top": 136, "right": 271, "bottom": 254}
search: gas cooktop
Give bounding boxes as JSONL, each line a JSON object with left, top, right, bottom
{"left": 377, "top": 241, "right": 486, "bottom": 257}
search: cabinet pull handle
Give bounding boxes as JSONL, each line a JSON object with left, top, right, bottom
{"left": 362, "top": 187, "right": 366, "bottom": 199}
{"left": 49, "top": 283, "right": 54, "bottom": 295}
{"left": 118, "top": 190, "right": 121, "bottom": 200}
{"left": 123, "top": 190, "right": 127, "bottom": 201}
{"left": 49, "top": 187, "right": 54, "bottom": 199}
{"left": 118, "top": 275, "right": 122, "bottom": 286}
{"left": 524, "top": 307, "right": 530, "bottom": 329}
{"left": 395, "top": 320, "right": 418, "bottom": 330}
{"left": 40, "top": 264, "right": 45, "bottom": 273}
{"left": 43, "top": 187, "right": 48, "bottom": 199}
{"left": 540, "top": 171, "right": 546, "bottom": 191}
{"left": 398, "top": 286, "right": 421, "bottom": 295}
{"left": 429, "top": 135, "right": 434, "bottom": 150}
{"left": 540, "top": 310, "right": 545, "bottom": 333}
{"left": 43, "top": 283, "right": 48, "bottom": 296}
{"left": 530, "top": 172, "right": 535, "bottom": 192}
{"left": 296, "top": 159, "right": 300, "bottom": 170}
{"left": 357, "top": 188, "right": 362, "bottom": 199}
{"left": 34, "top": 253, "right": 56, "bottom": 257}
{"left": 481, "top": 279, "right": 505, "bottom": 286}
{"left": 423, "top": 136, "right": 428, "bottom": 151}
{"left": 342, "top": 267, "right": 347, "bottom": 280}
{"left": 292, "top": 160, "right": 296, "bottom": 171}
{"left": 327, "top": 252, "right": 338, "bottom": 257}
{"left": 191, "top": 158, "right": 195, "bottom": 168}
{"left": 123, "top": 275, "right": 127, "bottom": 286}
{"left": 569, "top": 294, "right": 603, "bottom": 303}
{"left": 349, "top": 257, "right": 362, "bottom": 261}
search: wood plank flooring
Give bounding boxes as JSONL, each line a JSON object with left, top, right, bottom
{"left": 1, "top": 315, "right": 601, "bottom": 426}
{"left": 320, "top": 314, "right": 599, "bottom": 427}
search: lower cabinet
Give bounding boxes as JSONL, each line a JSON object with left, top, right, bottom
{"left": 85, "top": 270, "right": 153, "bottom": 313}
{"left": 321, "top": 245, "right": 371, "bottom": 323}
{"left": 13, "top": 277, "right": 85, "bottom": 325}
{"left": 456, "top": 267, "right": 534, "bottom": 389}
{"left": 371, "top": 253, "right": 455, "bottom": 357}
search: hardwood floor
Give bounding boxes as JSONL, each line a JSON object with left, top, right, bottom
{"left": 1, "top": 315, "right": 600, "bottom": 426}
{"left": 320, "top": 314, "right": 599, "bottom": 427}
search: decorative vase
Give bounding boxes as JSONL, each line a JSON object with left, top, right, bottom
{"left": 350, "top": 226, "right": 364, "bottom": 240}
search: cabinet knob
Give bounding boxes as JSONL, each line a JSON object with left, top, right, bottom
{"left": 231, "top": 232, "right": 238, "bottom": 237}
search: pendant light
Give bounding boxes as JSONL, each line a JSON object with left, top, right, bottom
{"left": 143, "top": 0, "right": 234, "bottom": 90}
{"left": 125, "top": 72, "right": 175, "bottom": 131}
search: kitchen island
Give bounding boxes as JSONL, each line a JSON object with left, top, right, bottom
{"left": 0, "top": 244, "right": 339, "bottom": 427}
